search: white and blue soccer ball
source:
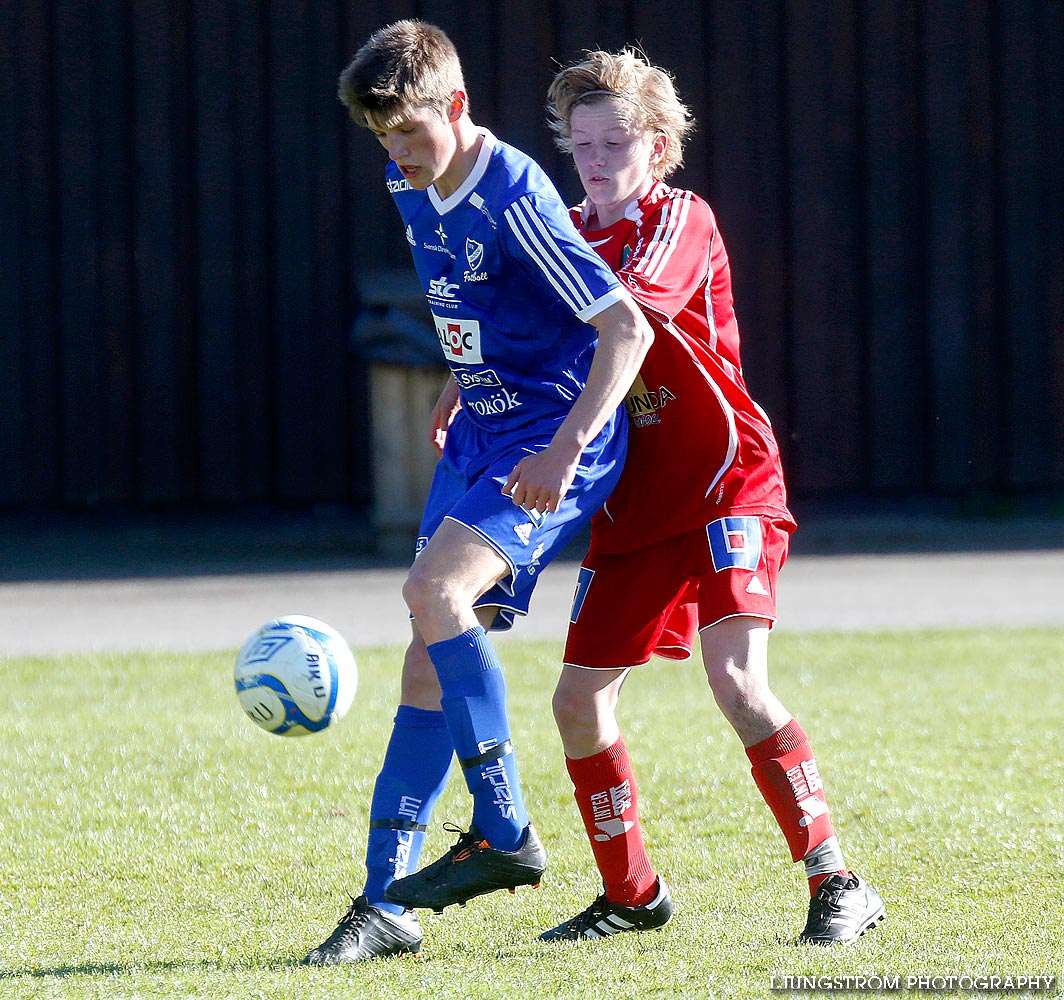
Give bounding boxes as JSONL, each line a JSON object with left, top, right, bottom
{"left": 234, "top": 615, "right": 357, "bottom": 736}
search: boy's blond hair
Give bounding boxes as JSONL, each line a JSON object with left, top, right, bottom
{"left": 338, "top": 19, "right": 467, "bottom": 126}
{"left": 547, "top": 49, "right": 694, "bottom": 180}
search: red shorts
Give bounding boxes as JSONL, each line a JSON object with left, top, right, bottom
{"left": 563, "top": 514, "right": 794, "bottom": 669}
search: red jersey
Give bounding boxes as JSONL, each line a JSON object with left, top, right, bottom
{"left": 572, "top": 182, "right": 795, "bottom": 554}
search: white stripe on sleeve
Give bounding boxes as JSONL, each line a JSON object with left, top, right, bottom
{"left": 505, "top": 196, "right": 599, "bottom": 313}
{"left": 633, "top": 191, "right": 693, "bottom": 284}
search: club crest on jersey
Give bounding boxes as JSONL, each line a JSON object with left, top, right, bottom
{"left": 433, "top": 314, "right": 483, "bottom": 364}
{"left": 707, "top": 516, "right": 762, "bottom": 572}
{"left": 463, "top": 238, "right": 489, "bottom": 282}
{"left": 465, "top": 238, "right": 484, "bottom": 271}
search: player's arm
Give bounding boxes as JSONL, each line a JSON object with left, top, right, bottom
{"left": 504, "top": 295, "right": 653, "bottom": 513}
{"left": 430, "top": 374, "right": 461, "bottom": 455}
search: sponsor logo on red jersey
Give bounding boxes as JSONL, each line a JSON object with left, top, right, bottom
{"left": 624, "top": 373, "right": 677, "bottom": 428}
{"left": 707, "top": 516, "right": 762, "bottom": 571}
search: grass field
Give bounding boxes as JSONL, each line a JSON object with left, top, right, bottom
{"left": 2, "top": 629, "right": 1062, "bottom": 999}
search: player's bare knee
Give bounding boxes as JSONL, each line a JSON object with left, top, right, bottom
{"left": 712, "top": 683, "right": 753, "bottom": 728}
{"left": 708, "top": 666, "right": 761, "bottom": 718}
{"left": 708, "top": 666, "right": 790, "bottom": 743}
{"left": 551, "top": 684, "right": 613, "bottom": 753}
{"left": 401, "top": 564, "right": 445, "bottom": 622}
{"left": 553, "top": 689, "right": 587, "bottom": 736}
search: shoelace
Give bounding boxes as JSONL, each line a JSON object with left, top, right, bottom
{"left": 420, "top": 823, "right": 489, "bottom": 880}
{"left": 329, "top": 896, "right": 373, "bottom": 939}
{"left": 565, "top": 894, "right": 613, "bottom": 932}
{"left": 444, "top": 823, "right": 487, "bottom": 857}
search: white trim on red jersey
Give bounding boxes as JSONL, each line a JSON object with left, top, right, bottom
{"left": 631, "top": 189, "right": 694, "bottom": 285}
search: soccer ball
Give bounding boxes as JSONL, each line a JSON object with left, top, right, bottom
{"left": 234, "top": 615, "right": 357, "bottom": 736}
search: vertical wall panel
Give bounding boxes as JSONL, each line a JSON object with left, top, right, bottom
{"left": 861, "top": 0, "right": 928, "bottom": 492}
{"left": 422, "top": 0, "right": 501, "bottom": 132}
{"left": 54, "top": 0, "right": 103, "bottom": 504}
{"left": 93, "top": 0, "right": 138, "bottom": 503}
{"left": 552, "top": 0, "right": 634, "bottom": 73}
{"left": 963, "top": 0, "right": 1004, "bottom": 491}
{"left": 191, "top": 0, "right": 242, "bottom": 503}
{"left": 784, "top": 2, "right": 863, "bottom": 495}
{"left": 1040, "top": 2, "right": 1064, "bottom": 484}
{"left": 308, "top": 0, "right": 357, "bottom": 501}
{"left": 268, "top": 0, "right": 317, "bottom": 503}
{"left": 131, "top": 0, "right": 194, "bottom": 503}
{"left": 495, "top": 0, "right": 556, "bottom": 165}
{"left": 0, "top": 1, "right": 21, "bottom": 505}
{"left": 231, "top": 0, "right": 275, "bottom": 503}
{"left": 12, "top": 1, "right": 60, "bottom": 504}
{"left": 53, "top": 1, "right": 140, "bottom": 505}
{"left": 1000, "top": 0, "right": 1052, "bottom": 487}
{"left": 704, "top": 1, "right": 791, "bottom": 458}
{"left": 923, "top": 0, "right": 978, "bottom": 491}
{"left": 266, "top": 0, "right": 363, "bottom": 505}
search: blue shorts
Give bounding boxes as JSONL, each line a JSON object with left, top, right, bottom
{"left": 416, "top": 409, "right": 626, "bottom": 630}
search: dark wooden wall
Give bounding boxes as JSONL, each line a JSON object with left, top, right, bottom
{"left": 1, "top": 0, "right": 1061, "bottom": 512}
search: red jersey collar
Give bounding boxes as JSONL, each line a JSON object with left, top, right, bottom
{"left": 577, "top": 180, "right": 672, "bottom": 228}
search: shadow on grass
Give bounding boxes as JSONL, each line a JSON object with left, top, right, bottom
{"left": 0, "top": 956, "right": 307, "bottom": 980}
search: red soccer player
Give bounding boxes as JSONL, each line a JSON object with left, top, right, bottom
{"left": 539, "top": 49, "right": 884, "bottom": 945}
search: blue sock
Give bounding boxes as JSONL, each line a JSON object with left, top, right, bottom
{"left": 364, "top": 705, "right": 453, "bottom": 913}
{"left": 427, "top": 626, "right": 528, "bottom": 851}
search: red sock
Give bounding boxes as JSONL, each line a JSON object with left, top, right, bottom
{"left": 745, "top": 719, "right": 848, "bottom": 895}
{"left": 566, "top": 738, "right": 658, "bottom": 907}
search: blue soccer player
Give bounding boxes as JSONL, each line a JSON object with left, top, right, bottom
{"left": 304, "top": 20, "right": 654, "bottom": 964}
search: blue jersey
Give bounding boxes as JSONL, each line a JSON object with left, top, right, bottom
{"left": 387, "top": 129, "right": 625, "bottom": 435}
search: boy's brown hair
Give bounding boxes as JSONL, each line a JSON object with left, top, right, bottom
{"left": 547, "top": 48, "right": 694, "bottom": 180}
{"left": 338, "top": 20, "right": 467, "bottom": 126}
